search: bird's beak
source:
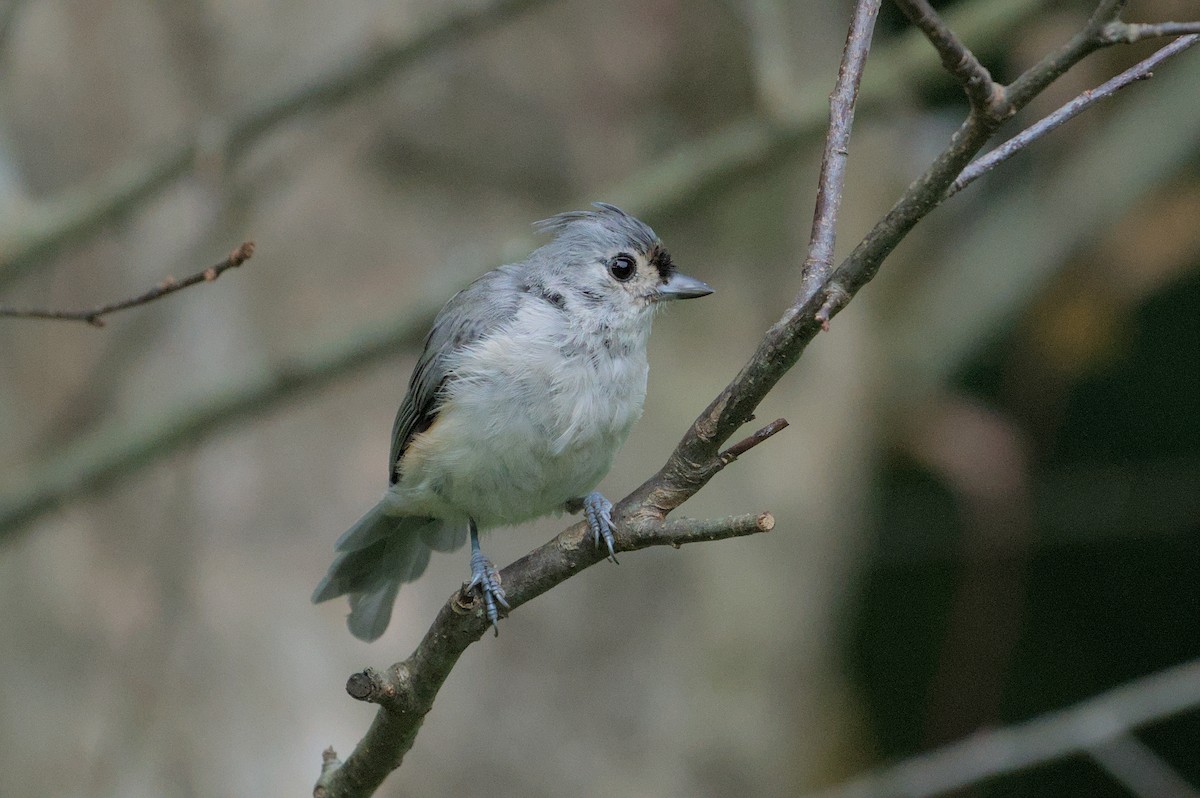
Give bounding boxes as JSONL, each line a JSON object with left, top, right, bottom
{"left": 656, "top": 272, "right": 714, "bottom": 301}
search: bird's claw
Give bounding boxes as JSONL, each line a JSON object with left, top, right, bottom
{"left": 583, "top": 491, "right": 618, "bottom": 564}
{"left": 467, "top": 548, "right": 508, "bottom": 635}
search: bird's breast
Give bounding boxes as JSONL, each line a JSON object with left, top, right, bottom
{"left": 395, "top": 323, "right": 649, "bottom": 527}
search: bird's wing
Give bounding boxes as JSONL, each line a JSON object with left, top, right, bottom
{"left": 388, "top": 266, "right": 522, "bottom": 484}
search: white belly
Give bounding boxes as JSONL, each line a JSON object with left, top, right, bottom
{"left": 390, "top": 324, "right": 649, "bottom": 528}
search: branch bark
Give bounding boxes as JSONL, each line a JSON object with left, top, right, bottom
{"left": 893, "top": 0, "right": 1008, "bottom": 116}
{"left": 799, "top": 0, "right": 881, "bottom": 299}
{"left": 0, "top": 242, "right": 254, "bottom": 326}
{"left": 948, "top": 34, "right": 1200, "bottom": 197}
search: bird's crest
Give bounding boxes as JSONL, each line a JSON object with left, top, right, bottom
{"left": 533, "top": 202, "right": 659, "bottom": 254}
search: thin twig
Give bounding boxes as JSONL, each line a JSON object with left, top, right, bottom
{"left": 813, "top": 0, "right": 1143, "bottom": 328}
{"left": 801, "top": 658, "right": 1200, "bottom": 798}
{"left": 719, "top": 418, "right": 789, "bottom": 465}
{"left": 0, "top": 242, "right": 254, "bottom": 327}
{"left": 893, "top": 0, "right": 1008, "bottom": 116}
{"left": 1101, "top": 20, "right": 1200, "bottom": 44}
{"left": 949, "top": 34, "right": 1200, "bottom": 197}
{"left": 798, "top": 0, "right": 881, "bottom": 299}
{"left": 1003, "top": 0, "right": 1125, "bottom": 111}
{"left": 651, "top": 511, "right": 776, "bottom": 546}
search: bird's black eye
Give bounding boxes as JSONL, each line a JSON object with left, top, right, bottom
{"left": 608, "top": 255, "right": 637, "bottom": 282}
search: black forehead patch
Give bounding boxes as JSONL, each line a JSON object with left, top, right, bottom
{"left": 648, "top": 245, "right": 675, "bottom": 281}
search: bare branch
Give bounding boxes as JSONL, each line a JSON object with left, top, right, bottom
{"left": 644, "top": 511, "right": 776, "bottom": 546}
{"left": 0, "top": 0, "right": 553, "bottom": 289}
{"left": 1101, "top": 20, "right": 1200, "bottom": 44}
{"left": 1003, "top": 0, "right": 1127, "bottom": 111}
{"left": 718, "top": 418, "right": 790, "bottom": 465}
{"left": 949, "top": 34, "right": 1200, "bottom": 197}
{"left": 892, "top": 0, "right": 1009, "bottom": 117}
{"left": 799, "top": 0, "right": 881, "bottom": 297}
{"left": 314, "top": 509, "right": 777, "bottom": 798}
{"left": 814, "top": 1, "right": 1199, "bottom": 329}
{"left": 0, "top": 242, "right": 254, "bottom": 327}
{"left": 801, "top": 658, "right": 1200, "bottom": 798}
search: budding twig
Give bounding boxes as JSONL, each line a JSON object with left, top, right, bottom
{"left": 0, "top": 242, "right": 255, "bottom": 327}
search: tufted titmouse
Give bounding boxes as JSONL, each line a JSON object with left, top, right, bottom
{"left": 312, "top": 203, "right": 712, "bottom": 640}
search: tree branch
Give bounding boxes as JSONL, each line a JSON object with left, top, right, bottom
{"left": 802, "top": 657, "right": 1200, "bottom": 798}
{"left": 948, "top": 34, "right": 1200, "bottom": 197}
{"left": 892, "top": 0, "right": 1008, "bottom": 116}
{"left": 1003, "top": 0, "right": 1125, "bottom": 111}
{"left": 1100, "top": 20, "right": 1200, "bottom": 44}
{"left": 0, "top": 0, "right": 553, "bottom": 289}
{"left": 799, "top": 0, "right": 881, "bottom": 299}
{"left": 315, "top": 511, "right": 777, "bottom": 798}
{"left": 718, "top": 418, "right": 790, "bottom": 465}
{"left": 815, "top": 0, "right": 1185, "bottom": 328}
{"left": 0, "top": 0, "right": 1040, "bottom": 542}
{"left": 0, "top": 242, "right": 254, "bottom": 326}
{"left": 314, "top": 2, "right": 882, "bottom": 794}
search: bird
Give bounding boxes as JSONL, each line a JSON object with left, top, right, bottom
{"left": 312, "top": 203, "right": 713, "bottom": 640}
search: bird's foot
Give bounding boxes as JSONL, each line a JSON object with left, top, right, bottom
{"left": 467, "top": 547, "right": 509, "bottom": 636}
{"left": 583, "top": 491, "right": 618, "bottom": 564}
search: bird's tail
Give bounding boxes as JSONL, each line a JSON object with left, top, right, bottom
{"left": 312, "top": 501, "right": 466, "bottom": 641}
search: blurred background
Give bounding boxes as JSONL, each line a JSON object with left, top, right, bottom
{"left": 1, "top": 0, "right": 1198, "bottom": 795}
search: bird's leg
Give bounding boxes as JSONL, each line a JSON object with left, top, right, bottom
{"left": 466, "top": 518, "right": 508, "bottom": 635}
{"left": 582, "top": 491, "right": 618, "bottom": 564}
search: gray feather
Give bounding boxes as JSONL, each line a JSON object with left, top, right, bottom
{"left": 312, "top": 501, "right": 453, "bottom": 641}
{"left": 420, "top": 522, "right": 468, "bottom": 552}
{"left": 389, "top": 266, "right": 523, "bottom": 483}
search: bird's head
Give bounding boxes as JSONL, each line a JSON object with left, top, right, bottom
{"left": 530, "top": 203, "right": 713, "bottom": 322}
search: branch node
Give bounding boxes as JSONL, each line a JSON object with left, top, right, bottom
{"left": 230, "top": 240, "right": 256, "bottom": 266}
{"left": 816, "top": 285, "right": 849, "bottom": 330}
{"left": 451, "top": 587, "right": 477, "bottom": 615}
{"left": 346, "top": 668, "right": 382, "bottom": 702}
